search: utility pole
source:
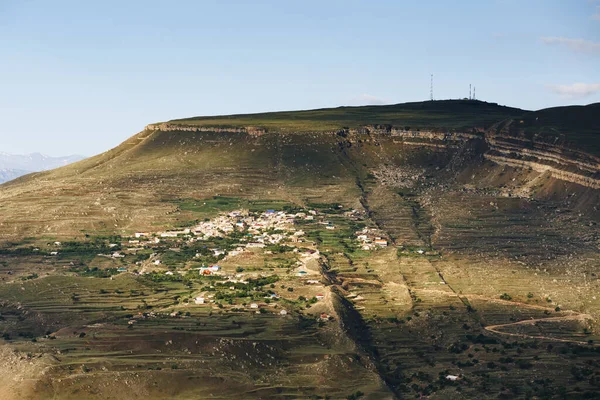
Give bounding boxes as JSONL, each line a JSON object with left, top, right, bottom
{"left": 430, "top": 74, "right": 434, "bottom": 101}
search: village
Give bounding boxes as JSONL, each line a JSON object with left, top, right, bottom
{"left": 63, "top": 206, "right": 389, "bottom": 321}
{"left": 38, "top": 204, "right": 398, "bottom": 327}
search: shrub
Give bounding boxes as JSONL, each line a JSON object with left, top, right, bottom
{"left": 346, "top": 391, "right": 364, "bottom": 400}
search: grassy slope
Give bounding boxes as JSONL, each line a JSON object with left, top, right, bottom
{"left": 167, "top": 100, "right": 526, "bottom": 132}
{"left": 511, "top": 102, "right": 600, "bottom": 156}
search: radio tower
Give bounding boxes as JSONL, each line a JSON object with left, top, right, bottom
{"left": 430, "top": 74, "right": 434, "bottom": 101}
{"left": 469, "top": 84, "right": 472, "bottom": 100}
{"left": 473, "top": 86, "right": 476, "bottom": 101}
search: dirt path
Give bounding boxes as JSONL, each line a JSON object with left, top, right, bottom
{"left": 417, "top": 287, "right": 596, "bottom": 345}
{"left": 484, "top": 314, "right": 594, "bottom": 345}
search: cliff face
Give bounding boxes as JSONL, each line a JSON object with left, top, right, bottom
{"left": 146, "top": 122, "right": 599, "bottom": 190}
{"left": 379, "top": 124, "right": 600, "bottom": 189}
{"left": 146, "top": 123, "right": 267, "bottom": 136}
{"left": 484, "top": 125, "right": 600, "bottom": 190}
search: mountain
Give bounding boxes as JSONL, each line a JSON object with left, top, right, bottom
{"left": 0, "top": 168, "right": 29, "bottom": 184}
{"left": 0, "top": 152, "right": 85, "bottom": 183}
{"left": 1, "top": 100, "right": 597, "bottom": 238}
{"left": 0, "top": 100, "right": 599, "bottom": 399}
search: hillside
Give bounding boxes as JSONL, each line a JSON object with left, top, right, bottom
{"left": 0, "top": 100, "right": 599, "bottom": 399}
{"left": 518, "top": 103, "right": 600, "bottom": 156}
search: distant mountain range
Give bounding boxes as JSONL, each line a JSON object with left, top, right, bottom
{"left": 0, "top": 152, "right": 85, "bottom": 183}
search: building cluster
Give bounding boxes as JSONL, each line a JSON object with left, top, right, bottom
{"left": 152, "top": 209, "right": 314, "bottom": 244}
{"left": 355, "top": 227, "right": 388, "bottom": 250}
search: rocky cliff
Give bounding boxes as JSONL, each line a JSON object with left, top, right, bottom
{"left": 484, "top": 125, "right": 600, "bottom": 190}
{"left": 147, "top": 121, "right": 599, "bottom": 189}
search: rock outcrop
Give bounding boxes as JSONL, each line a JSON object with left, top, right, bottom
{"left": 145, "top": 123, "right": 267, "bottom": 136}
{"left": 484, "top": 131, "right": 600, "bottom": 189}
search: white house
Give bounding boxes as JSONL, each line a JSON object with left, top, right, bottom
{"left": 374, "top": 239, "right": 388, "bottom": 247}
{"left": 246, "top": 243, "right": 265, "bottom": 248}
{"left": 194, "top": 297, "right": 205, "bottom": 304}
{"left": 160, "top": 232, "right": 178, "bottom": 238}
{"left": 250, "top": 303, "right": 259, "bottom": 309}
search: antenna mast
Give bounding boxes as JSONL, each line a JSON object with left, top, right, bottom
{"left": 473, "top": 86, "right": 476, "bottom": 100}
{"left": 430, "top": 74, "right": 434, "bottom": 101}
{"left": 469, "top": 84, "right": 472, "bottom": 100}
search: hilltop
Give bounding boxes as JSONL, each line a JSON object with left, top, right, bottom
{"left": 165, "top": 99, "right": 525, "bottom": 132}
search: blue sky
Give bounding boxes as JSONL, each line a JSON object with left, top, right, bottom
{"left": 1, "top": 0, "right": 599, "bottom": 156}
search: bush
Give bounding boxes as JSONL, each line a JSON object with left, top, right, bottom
{"left": 346, "top": 391, "right": 364, "bottom": 400}
{"left": 500, "top": 293, "right": 512, "bottom": 301}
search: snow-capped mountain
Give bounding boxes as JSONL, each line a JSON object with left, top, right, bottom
{"left": 0, "top": 153, "right": 86, "bottom": 184}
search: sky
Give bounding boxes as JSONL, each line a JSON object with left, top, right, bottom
{"left": 0, "top": 0, "right": 599, "bottom": 156}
